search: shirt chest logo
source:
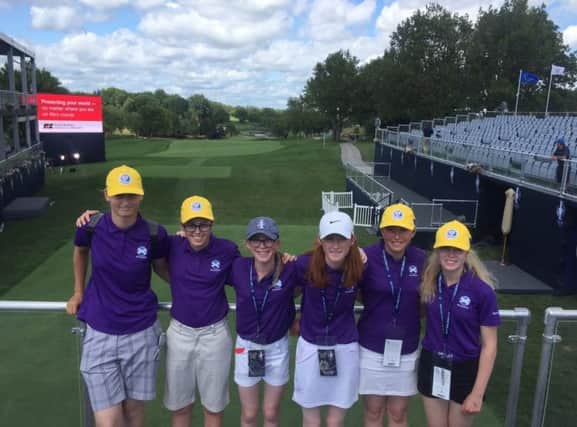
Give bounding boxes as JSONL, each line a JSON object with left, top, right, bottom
{"left": 408, "top": 265, "right": 418, "bottom": 277}
{"left": 271, "top": 279, "right": 283, "bottom": 291}
{"left": 136, "top": 246, "right": 148, "bottom": 259}
{"left": 210, "top": 259, "right": 221, "bottom": 272}
{"left": 457, "top": 295, "right": 471, "bottom": 309}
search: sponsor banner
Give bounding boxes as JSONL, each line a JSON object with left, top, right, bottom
{"left": 37, "top": 93, "right": 102, "bottom": 133}
{"left": 39, "top": 120, "right": 103, "bottom": 133}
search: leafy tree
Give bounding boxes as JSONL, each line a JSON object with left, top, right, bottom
{"left": 0, "top": 66, "right": 68, "bottom": 93}
{"left": 286, "top": 96, "right": 329, "bottom": 136}
{"left": 305, "top": 50, "right": 359, "bottom": 141}
{"left": 388, "top": 4, "right": 473, "bottom": 120}
{"left": 127, "top": 92, "right": 172, "bottom": 137}
{"left": 102, "top": 104, "right": 125, "bottom": 135}
{"left": 468, "top": 0, "right": 577, "bottom": 111}
{"left": 99, "top": 87, "right": 130, "bottom": 107}
{"left": 234, "top": 106, "right": 249, "bottom": 123}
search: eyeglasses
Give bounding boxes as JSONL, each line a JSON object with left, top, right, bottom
{"left": 183, "top": 222, "right": 212, "bottom": 232}
{"left": 247, "top": 238, "right": 276, "bottom": 248}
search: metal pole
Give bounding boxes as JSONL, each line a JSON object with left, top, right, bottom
{"left": 71, "top": 322, "right": 94, "bottom": 427}
{"left": 504, "top": 307, "right": 531, "bottom": 427}
{"left": 560, "top": 159, "right": 570, "bottom": 194}
{"left": 545, "top": 67, "right": 553, "bottom": 114}
{"left": 530, "top": 307, "right": 563, "bottom": 427}
{"left": 514, "top": 70, "right": 522, "bottom": 115}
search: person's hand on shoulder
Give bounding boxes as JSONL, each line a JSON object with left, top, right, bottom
{"left": 76, "top": 210, "right": 100, "bottom": 227}
{"left": 281, "top": 252, "right": 297, "bottom": 263}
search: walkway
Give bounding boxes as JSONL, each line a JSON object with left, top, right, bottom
{"left": 339, "top": 143, "right": 552, "bottom": 293}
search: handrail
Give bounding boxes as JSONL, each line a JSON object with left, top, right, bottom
{"left": 375, "top": 128, "right": 577, "bottom": 201}
{"left": 0, "top": 301, "right": 531, "bottom": 427}
{"left": 531, "top": 307, "right": 577, "bottom": 427}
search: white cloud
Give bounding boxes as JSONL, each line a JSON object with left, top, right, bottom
{"left": 30, "top": 5, "right": 82, "bottom": 31}
{"left": 563, "top": 25, "right": 577, "bottom": 48}
{"left": 19, "top": 0, "right": 576, "bottom": 108}
{"left": 138, "top": 5, "right": 291, "bottom": 48}
{"left": 78, "top": 0, "right": 165, "bottom": 10}
{"left": 375, "top": 2, "right": 414, "bottom": 39}
{"left": 306, "top": 0, "right": 376, "bottom": 41}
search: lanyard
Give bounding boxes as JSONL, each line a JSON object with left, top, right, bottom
{"left": 320, "top": 274, "right": 345, "bottom": 338}
{"left": 436, "top": 274, "right": 461, "bottom": 341}
{"left": 249, "top": 263, "right": 272, "bottom": 338}
{"left": 382, "top": 251, "right": 406, "bottom": 319}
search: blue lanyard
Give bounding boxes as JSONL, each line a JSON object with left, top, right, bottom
{"left": 436, "top": 274, "right": 460, "bottom": 340}
{"left": 382, "top": 251, "right": 406, "bottom": 319}
{"left": 320, "top": 274, "right": 344, "bottom": 337}
{"left": 249, "top": 263, "right": 272, "bottom": 338}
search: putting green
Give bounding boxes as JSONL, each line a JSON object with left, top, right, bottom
{"left": 150, "top": 140, "right": 284, "bottom": 158}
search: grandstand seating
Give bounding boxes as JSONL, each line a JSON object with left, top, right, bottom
{"left": 407, "top": 114, "right": 577, "bottom": 186}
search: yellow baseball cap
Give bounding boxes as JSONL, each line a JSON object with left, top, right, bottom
{"left": 434, "top": 220, "right": 471, "bottom": 251}
{"left": 379, "top": 203, "right": 416, "bottom": 231}
{"left": 105, "top": 165, "right": 144, "bottom": 196}
{"left": 180, "top": 195, "right": 214, "bottom": 223}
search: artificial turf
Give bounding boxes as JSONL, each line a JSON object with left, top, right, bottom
{"left": 0, "top": 136, "right": 575, "bottom": 425}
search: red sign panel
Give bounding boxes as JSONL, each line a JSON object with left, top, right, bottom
{"left": 37, "top": 93, "right": 103, "bottom": 133}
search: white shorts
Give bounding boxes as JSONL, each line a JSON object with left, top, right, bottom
{"left": 234, "top": 335, "right": 290, "bottom": 388}
{"left": 292, "top": 336, "right": 360, "bottom": 409}
{"left": 358, "top": 346, "right": 419, "bottom": 397}
{"left": 163, "top": 318, "right": 233, "bottom": 413}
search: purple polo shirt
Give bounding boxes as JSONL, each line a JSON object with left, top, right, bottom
{"left": 421, "top": 271, "right": 501, "bottom": 361}
{"left": 358, "top": 243, "right": 425, "bottom": 355}
{"left": 168, "top": 234, "right": 240, "bottom": 327}
{"left": 229, "top": 257, "right": 297, "bottom": 344}
{"left": 295, "top": 255, "right": 359, "bottom": 345}
{"left": 75, "top": 213, "right": 169, "bottom": 335}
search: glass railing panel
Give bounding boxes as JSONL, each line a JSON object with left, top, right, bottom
{"left": 542, "top": 320, "right": 577, "bottom": 427}
{"left": 0, "top": 312, "right": 83, "bottom": 426}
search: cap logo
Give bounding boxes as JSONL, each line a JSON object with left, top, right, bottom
{"left": 258, "top": 219, "right": 265, "bottom": 229}
{"left": 329, "top": 219, "right": 341, "bottom": 224}
{"left": 392, "top": 209, "right": 404, "bottom": 220}
{"left": 192, "top": 202, "right": 202, "bottom": 211}
{"left": 119, "top": 174, "right": 131, "bottom": 185}
{"left": 446, "top": 229, "right": 458, "bottom": 239}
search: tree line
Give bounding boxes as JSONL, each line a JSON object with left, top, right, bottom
{"left": 2, "top": 0, "right": 576, "bottom": 141}
{"left": 298, "top": 0, "right": 577, "bottom": 140}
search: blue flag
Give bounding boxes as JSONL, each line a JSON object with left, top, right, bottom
{"left": 520, "top": 71, "right": 540, "bottom": 84}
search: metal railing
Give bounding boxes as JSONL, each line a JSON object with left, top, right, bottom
{"left": 0, "top": 301, "right": 531, "bottom": 427}
{"left": 0, "top": 90, "right": 36, "bottom": 109}
{"left": 321, "top": 191, "right": 353, "bottom": 209}
{"left": 0, "top": 143, "right": 44, "bottom": 174}
{"left": 530, "top": 307, "right": 577, "bottom": 427}
{"left": 345, "top": 163, "right": 393, "bottom": 207}
{"left": 375, "top": 128, "right": 577, "bottom": 200}
{"left": 352, "top": 203, "right": 382, "bottom": 228}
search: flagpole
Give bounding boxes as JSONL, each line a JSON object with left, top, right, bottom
{"left": 514, "top": 69, "right": 522, "bottom": 115}
{"left": 545, "top": 66, "right": 553, "bottom": 114}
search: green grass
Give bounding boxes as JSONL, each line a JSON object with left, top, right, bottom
{"left": 355, "top": 140, "right": 376, "bottom": 163}
{"left": 1, "top": 135, "right": 576, "bottom": 425}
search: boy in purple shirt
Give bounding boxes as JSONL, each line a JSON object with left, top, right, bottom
{"left": 418, "top": 220, "right": 500, "bottom": 426}
{"left": 161, "top": 195, "right": 240, "bottom": 427}
{"left": 292, "top": 211, "right": 364, "bottom": 427}
{"left": 228, "top": 216, "right": 297, "bottom": 427}
{"left": 358, "top": 203, "right": 425, "bottom": 427}
{"left": 66, "top": 165, "right": 169, "bottom": 427}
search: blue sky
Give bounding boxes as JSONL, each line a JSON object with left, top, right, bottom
{"left": 1, "top": 0, "right": 576, "bottom": 108}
